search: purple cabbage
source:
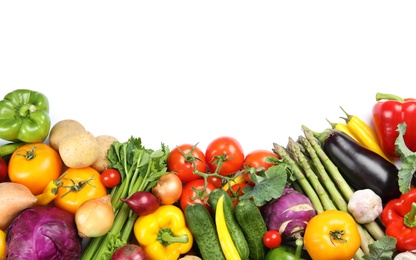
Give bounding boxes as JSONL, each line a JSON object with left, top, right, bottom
{"left": 262, "top": 187, "right": 316, "bottom": 240}
{"left": 6, "top": 205, "right": 82, "bottom": 260}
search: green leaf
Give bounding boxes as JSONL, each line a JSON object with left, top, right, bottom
{"left": 395, "top": 123, "right": 416, "bottom": 194}
{"left": 240, "top": 163, "right": 288, "bottom": 206}
{"left": 363, "top": 236, "right": 396, "bottom": 260}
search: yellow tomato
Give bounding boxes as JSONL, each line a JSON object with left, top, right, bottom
{"left": 304, "top": 210, "right": 361, "bottom": 260}
{"left": 8, "top": 143, "right": 62, "bottom": 195}
{"left": 0, "top": 229, "right": 6, "bottom": 260}
{"left": 54, "top": 167, "right": 107, "bottom": 214}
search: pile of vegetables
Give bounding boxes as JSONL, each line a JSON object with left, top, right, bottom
{"left": 3, "top": 88, "right": 416, "bottom": 260}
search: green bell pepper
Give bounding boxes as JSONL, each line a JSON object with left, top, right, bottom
{"left": 265, "top": 245, "right": 303, "bottom": 260}
{"left": 0, "top": 89, "right": 51, "bottom": 143}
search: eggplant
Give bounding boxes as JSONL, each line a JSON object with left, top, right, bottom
{"left": 320, "top": 129, "right": 401, "bottom": 204}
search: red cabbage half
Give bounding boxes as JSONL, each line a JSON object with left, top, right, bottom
{"left": 6, "top": 205, "right": 82, "bottom": 260}
{"left": 262, "top": 187, "right": 316, "bottom": 240}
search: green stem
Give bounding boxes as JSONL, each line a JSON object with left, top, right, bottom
{"left": 273, "top": 143, "right": 324, "bottom": 213}
{"left": 301, "top": 125, "right": 354, "bottom": 200}
{"left": 404, "top": 202, "right": 416, "bottom": 228}
{"left": 375, "top": 92, "right": 405, "bottom": 102}
{"left": 297, "top": 136, "right": 348, "bottom": 212}
{"left": 287, "top": 138, "right": 336, "bottom": 211}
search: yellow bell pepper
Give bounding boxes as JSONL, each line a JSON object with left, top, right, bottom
{"left": 133, "top": 204, "right": 193, "bottom": 260}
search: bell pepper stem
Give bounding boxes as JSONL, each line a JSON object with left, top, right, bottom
{"left": 158, "top": 228, "right": 188, "bottom": 245}
{"left": 404, "top": 202, "right": 416, "bottom": 228}
{"left": 375, "top": 92, "right": 405, "bottom": 102}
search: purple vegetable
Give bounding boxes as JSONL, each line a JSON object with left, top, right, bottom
{"left": 6, "top": 205, "right": 82, "bottom": 260}
{"left": 111, "top": 244, "right": 149, "bottom": 260}
{"left": 262, "top": 187, "right": 316, "bottom": 240}
{"left": 120, "top": 191, "right": 160, "bottom": 216}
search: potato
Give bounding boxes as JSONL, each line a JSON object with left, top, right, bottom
{"left": 59, "top": 130, "right": 100, "bottom": 168}
{"left": 0, "top": 182, "right": 37, "bottom": 230}
{"left": 49, "top": 119, "right": 85, "bottom": 151}
{"left": 91, "top": 135, "right": 118, "bottom": 173}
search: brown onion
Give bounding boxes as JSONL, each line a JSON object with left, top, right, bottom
{"left": 151, "top": 173, "right": 183, "bottom": 205}
{"left": 75, "top": 194, "right": 114, "bottom": 238}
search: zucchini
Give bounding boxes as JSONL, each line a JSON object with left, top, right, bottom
{"left": 208, "top": 188, "right": 250, "bottom": 260}
{"left": 235, "top": 199, "right": 267, "bottom": 260}
{"left": 184, "top": 203, "right": 225, "bottom": 260}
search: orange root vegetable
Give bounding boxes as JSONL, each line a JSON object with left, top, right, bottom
{"left": 0, "top": 182, "right": 37, "bottom": 230}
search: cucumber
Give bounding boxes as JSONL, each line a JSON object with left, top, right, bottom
{"left": 208, "top": 188, "right": 250, "bottom": 260}
{"left": 184, "top": 203, "right": 225, "bottom": 260}
{"left": 235, "top": 199, "right": 268, "bottom": 260}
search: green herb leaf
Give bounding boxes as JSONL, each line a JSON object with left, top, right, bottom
{"left": 240, "top": 163, "right": 288, "bottom": 206}
{"left": 395, "top": 123, "right": 416, "bottom": 194}
{"left": 363, "top": 236, "right": 396, "bottom": 260}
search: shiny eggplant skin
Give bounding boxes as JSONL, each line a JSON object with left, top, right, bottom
{"left": 321, "top": 130, "right": 401, "bottom": 204}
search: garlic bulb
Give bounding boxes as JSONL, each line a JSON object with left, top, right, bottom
{"left": 347, "top": 189, "right": 382, "bottom": 224}
{"left": 75, "top": 194, "right": 114, "bottom": 238}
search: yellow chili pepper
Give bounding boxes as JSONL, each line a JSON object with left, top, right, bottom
{"left": 340, "top": 107, "right": 394, "bottom": 163}
{"left": 216, "top": 195, "right": 241, "bottom": 260}
{"left": 222, "top": 174, "right": 246, "bottom": 191}
{"left": 326, "top": 118, "right": 361, "bottom": 144}
{"left": 35, "top": 172, "right": 66, "bottom": 206}
{"left": 133, "top": 204, "right": 193, "bottom": 260}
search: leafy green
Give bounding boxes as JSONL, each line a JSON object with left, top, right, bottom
{"left": 363, "top": 236, "right": 397, "bottom": 260}
{"left": 81, "top": 136, "right": 170, "bottom": 260}
{"left": 240, "top": 161, "right": 288, "bottom": 206}
{"left": 395, "top": 123, "right": 416, "bottom": 194}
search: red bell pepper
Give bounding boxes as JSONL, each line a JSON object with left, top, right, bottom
{"left": 372, "top": 92, "right": 416, "bottom": 158}
{"left": 381, "top": 188, "right": 416, "bottom": 252}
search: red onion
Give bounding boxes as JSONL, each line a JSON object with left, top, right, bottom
{"left": 111, "top": 244, "right": 149, "bottom": 260}
{"left": 120, "top": 191, "right": 160, "bottom": 216}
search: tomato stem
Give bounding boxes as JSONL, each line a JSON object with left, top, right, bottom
{"left": 329, "top": 230, "right": 347, "bottom": 244}
{"left": 60, "top": 175, "right": 96, "bottom": 198}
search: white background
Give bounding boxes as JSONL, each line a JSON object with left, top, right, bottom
{"left": 0, "top": 1, "right": 415, "bottom": 155}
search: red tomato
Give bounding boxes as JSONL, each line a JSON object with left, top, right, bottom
{"left": 0, "top": 158, "right": 7, "bottom": 182}
{"left": 227, "top": 182, "right": 250, "bottom": 207}
{"left": 205, "top": 136, "right": 244, "bottom": 176}
{"left": 100, "top": 168, "right": 121, "bottom": 188}
{"left": 207, "top": 175, "right": 223, "bottom": 189}
{"left": 168, "top": 144, "right": 206, "bottom": 183}
{"left": 243, "top": 149, "right": 279, "bottom": 183}
{"left": 263, "top": 230, "right": 282, "bottom": 249}
{"left": 180, "top": 179, "right": 215, "bottom": 213}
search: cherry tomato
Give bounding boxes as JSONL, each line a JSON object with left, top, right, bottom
{"left": 243, "top": 149, "right": 279, "bottom": 183}
{"left": 0, "top": 157, "right": 7, "bottom": 182}
{"left": 263, "top": 230, "right": 282, "bottom": 249}
{"left": 168, "top": 144, "right": 206, "bottom": 183}
{"left": 8, "top": 143, "right": 62, "bottom": 195}
{"left": 205, "top": 136, "right": 244, "bottom": 176}
{"left": 54, "top": 167, "right": 107, "bottom": 214}
{"left": 100, "top": 168, "right": 121, "bottom": 188}
{"left": 180, "top": 179, "right": 215, "bottom": 213}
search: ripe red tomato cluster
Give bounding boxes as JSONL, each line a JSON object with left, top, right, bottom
{"left": 168, "top": 136, "right": 279, "bottom": 213}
